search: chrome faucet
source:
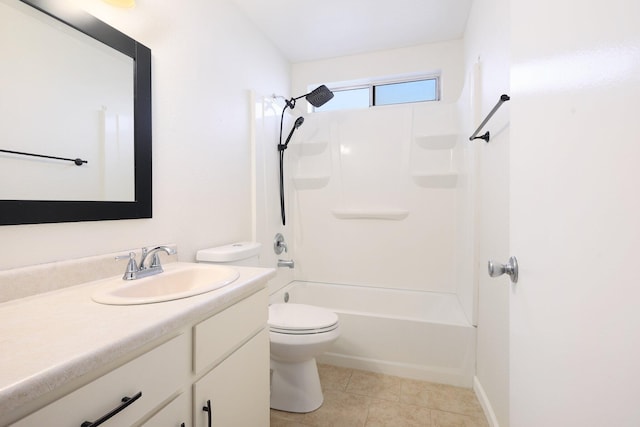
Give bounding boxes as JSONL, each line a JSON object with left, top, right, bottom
{"left": 277, "top": 259, "right": 295, "bottom": 269}
{"left": 140, "top": 246, "right": 176, "bottom": 270}
{"left": 116, "top": 246, "right": 177, "bottom": 280}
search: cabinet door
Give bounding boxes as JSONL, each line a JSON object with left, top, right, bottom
{"left": 194, "top": 329, "right": 269, "bottom": 427}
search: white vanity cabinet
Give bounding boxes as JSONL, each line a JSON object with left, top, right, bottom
{"left": 12, "top": 333, "right": 191, "bottom": 427}
{"left": 192, "top": 288, "right": 269, "bottom": 426}
{"left": 8, "top": 287, "right": 270, "bottom": 427}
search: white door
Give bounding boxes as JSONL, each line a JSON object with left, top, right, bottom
{"left": 510, "top": 0, "right": 640, "bottom": 425}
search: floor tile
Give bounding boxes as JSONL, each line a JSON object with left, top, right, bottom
{"left": 431, "top": 410, "right": 490, "bottom": 427}
{"left": 365, "top": 398, "right": 432, "bottom": 426}
{"left": 270, "top": 365, "right": 489, "bottom": 427}
{"left": 270, "top": 412, "right": 314, "bottom": 427}
{"left": 318, "top": 363, "right": 353, "bottom": 391}
{"left": 303, "top": 389, "right": 371, "bottom": 427}
{"left": 270, "top": 408, "right": 308, "bottom": 423}
{"left": 400, "top": 380, "right": 484, "bottom": 418}
{"left": 346, "top": 369, "right": 403, "bottom": 402}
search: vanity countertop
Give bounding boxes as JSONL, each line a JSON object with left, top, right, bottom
{"left": 0, "top": 264, "right": 275, "bottom": 418}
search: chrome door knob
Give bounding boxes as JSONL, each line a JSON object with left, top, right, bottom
{"left": 488, "top": 256, "right": 519, "bottom": 283}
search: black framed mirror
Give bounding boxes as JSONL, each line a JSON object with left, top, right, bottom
{"left": 0, "top": 0, "right": 152, "bottom": 225}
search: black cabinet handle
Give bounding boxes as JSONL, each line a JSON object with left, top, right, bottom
{"left": 80, "top": 391, "right": 142, "bottom": 427}
{"left": 202, "top": 399, "right": 212, "bottom": 427}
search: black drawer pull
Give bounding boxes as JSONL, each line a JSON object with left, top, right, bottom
{"left": 202, "top": 399, "right": 212, "bottom": 427}
{"left": 80, "top": 391, "right": 142, "bottom": 427}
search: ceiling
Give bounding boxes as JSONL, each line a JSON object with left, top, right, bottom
{"left": 232, "top": 0, "right": 473, "bottom": 63}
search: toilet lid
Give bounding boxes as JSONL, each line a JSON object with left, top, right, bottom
{"left": 269, "top": 303, "right": 339, "bottom": 334}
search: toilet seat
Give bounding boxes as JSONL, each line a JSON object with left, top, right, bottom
{"left": 269, "top": 303, "right": 339, "bottom": 335}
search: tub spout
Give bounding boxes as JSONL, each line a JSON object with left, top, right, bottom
{"left": 278, "top": 259, "right": 295, "bottom": 269}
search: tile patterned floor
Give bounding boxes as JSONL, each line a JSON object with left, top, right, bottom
{"left": 270, "top": 364, "right": 490, "bottom": 427}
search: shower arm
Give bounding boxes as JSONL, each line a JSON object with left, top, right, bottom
{"left": 284, "top": 94, "right": 306, "bottom": 110}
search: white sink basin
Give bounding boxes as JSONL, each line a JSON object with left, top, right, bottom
{"left": 92, "top": 262, "right": 239, "bottom": 305}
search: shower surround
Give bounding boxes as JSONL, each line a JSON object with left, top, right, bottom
{"left": 253, "top": 93, "right": 476, "bottom": 386}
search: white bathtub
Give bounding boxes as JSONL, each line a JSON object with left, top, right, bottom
{"left": 270, "top": 281, "right": 476, "bottom": 387}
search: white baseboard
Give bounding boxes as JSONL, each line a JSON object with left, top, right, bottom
{"left": 473, "top": 376, "right": 500, "bottom": 427}
{"left": 318, "top": 352, "right": 472, "bottom": 387}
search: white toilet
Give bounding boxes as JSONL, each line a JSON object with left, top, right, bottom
{"left": 196, "top": 242, "right": 341, "bottom": 413}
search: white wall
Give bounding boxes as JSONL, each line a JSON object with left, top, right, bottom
{"left": 0, "top": 1, "right": 290, "bottom": 270}
{"left": 463, "top": 0, "right": 511, "bottom": 425}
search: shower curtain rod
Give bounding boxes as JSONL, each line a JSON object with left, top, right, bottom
{"left": 469, "top": 94, "right": 510, "bottom": 143}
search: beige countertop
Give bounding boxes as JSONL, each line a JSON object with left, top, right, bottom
{"left": 0, "top": 263, "right": 275, "bottom": 418}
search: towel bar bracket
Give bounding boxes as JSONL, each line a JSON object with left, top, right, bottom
{"left": 471, "top": 131, "right": 490, "bottom": 142}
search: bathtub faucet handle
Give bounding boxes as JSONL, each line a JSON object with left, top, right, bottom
{"left": 274, "top": 233, "right": 288, "bottom": 254}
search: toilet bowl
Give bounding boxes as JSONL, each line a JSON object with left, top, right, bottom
{"left": 269, "top": 303, "right": 340, "bottom": 413}
{"left": 196, "top": 242, "right": 341, "bottom": 413}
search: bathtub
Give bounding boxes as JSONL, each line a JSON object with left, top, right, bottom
{"left": 270, "top": 281, "right": 476, "bottom": 387}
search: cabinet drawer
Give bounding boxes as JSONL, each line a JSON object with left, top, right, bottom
{"left": 193, "top": 289, "right": 267, "bottom": 373}
{"left": 13, "top": 333, "right": 190, "bottom": 427}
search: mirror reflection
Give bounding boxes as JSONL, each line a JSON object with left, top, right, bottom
{"left": 0, "top": 0, "right": 135, "bottom": 201}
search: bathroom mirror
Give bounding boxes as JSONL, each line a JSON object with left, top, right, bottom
{"left": 0, "top": 0, "right": 152, "bottom": 225}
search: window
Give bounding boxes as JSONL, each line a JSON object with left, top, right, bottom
{"left": 374, "top": 79, "right": 438, "bottom": 106}
{"left": 314, "top": 76, "right": 439, "bottom": 112}
{"left": 316, "top": 87, "right": 370, "bottom": 112}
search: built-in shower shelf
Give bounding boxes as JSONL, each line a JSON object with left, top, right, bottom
{"left": 292, "top": 176, "right": 330, "bottom": 190}
{"left": 290, "top": 140, "right": 329, "bottom": 156}
{"left": 414, "top": 134, "right": 458, "bottom": 150}
{"left": 331, "top": 209, "right": 409, "bottom": 220}
{"left": 411, "top": 172, "right": 458, "bottom": 188}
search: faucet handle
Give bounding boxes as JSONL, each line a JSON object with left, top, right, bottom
{"left": 149, "top": 253, "right": 163, "bottom": 269}
{"left": 115, "top": 251, "right": 136, "bottom": 262}
{"left": 274, "top": 233, "right": 288, "bottom": 254}
{"left": 115, "top": 252, "right": 139, "bottom": 280}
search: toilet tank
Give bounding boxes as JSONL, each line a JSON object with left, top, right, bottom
{"left": 196, "top": 242, "right": 261, "bottom": 266}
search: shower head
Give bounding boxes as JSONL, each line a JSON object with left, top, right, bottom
{"left": 278, "top": 116, "right": 304, "bottom": 152}
{"left": 304, "top": 85, "right": 334, "bottom": 108}
{"left": 284, "top": 85, "right": 335, "bottom": 110}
